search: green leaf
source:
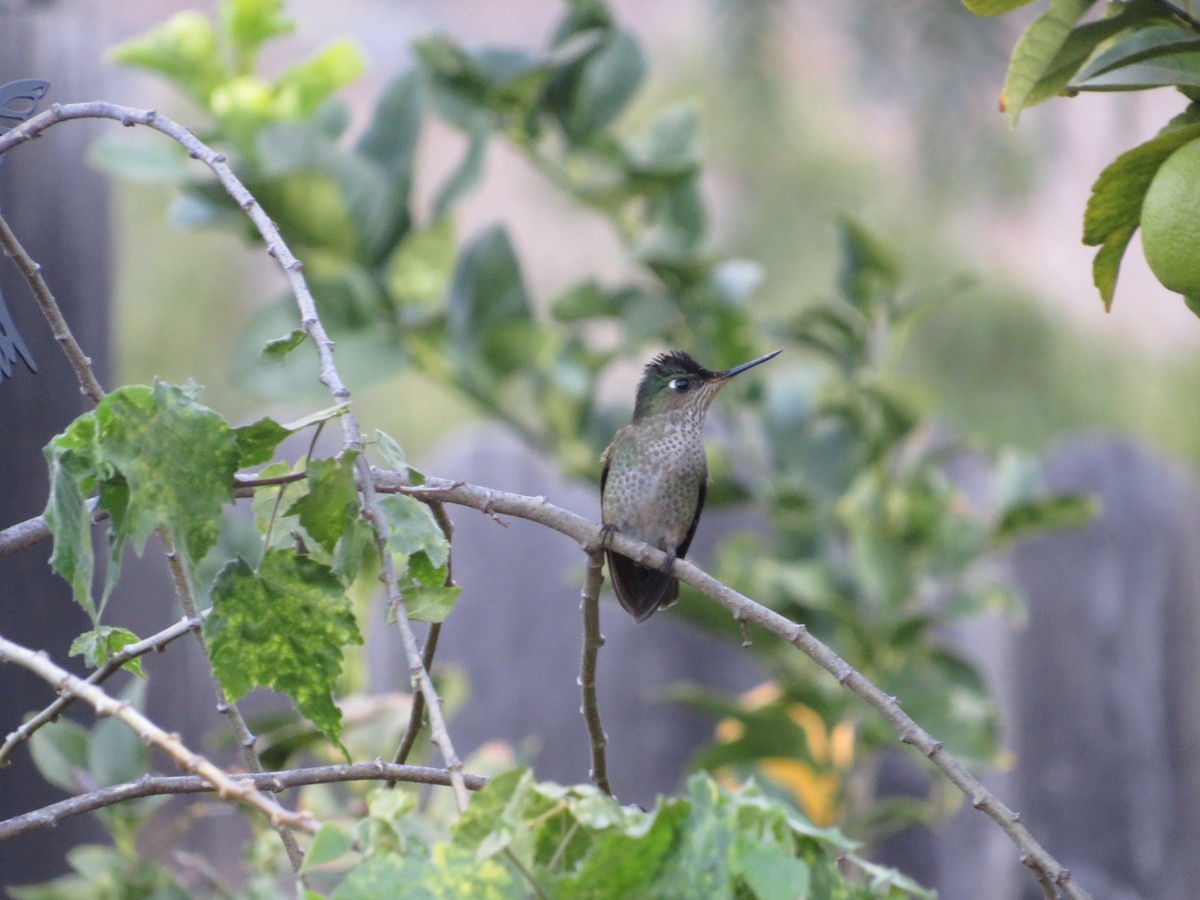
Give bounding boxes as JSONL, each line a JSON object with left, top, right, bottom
{"left": 272, "top": 39, "right": 366, "bottom": 119}
{"left": 546, "top": 29, "right": 646, "bottom": 142}
{"left": 301, "top": 822, "right": 356, "bottom": 873}
{"left": 997, "top": 493, "right": 1097, "bottom": 539}
{"left": 69, "top": 626, "right": 145, "bottom": 678}
{"left": 28, "top": 718, "right": 90, "bottom": 793}
{"left": 379, "top": 495, "right": 449, "bottom": 568}
{"left": 432, "top": 125, "right": 489, "bottom": 219}
{"left": 234, "top": 418, "right": 293, "bottom": 467}
{"left": 1082, "top": 123, "right": 1200, "bottom": 308}
{"left": 207, "top": 549, "right": 363, "bottom": 747}
{"left": 733, "top": 835, "right": 810, "bottom": 900}
{"left": 1074, "top": 54, "right": 1200, "bottom": 92}
{"left": 373, "top": 430, "right": 426, "bottom": 486}
{"left": 88, "top": 681, "right": 149, "bottom": 789}
{"left": 235, "top": 404, "right": 349, "bottom": 467}
{"left": 286, "top": 454, "right": 359, "bottom": 554}
{"left": 963, "top": 0, "right": 1037, "bottom": 13}
{"left": 622, "top": 101, "right": 702, "bottom": 179}
{"left": 1072, "top": 24, "right": 1200, "bottom": 84}
{"left": 1002, "top": 0, "right": 1097, "bottom": 124}
{"left": 329, "top": 855, "right": 428, "bottom": 900}
{"left": 837, "top": 217, "right": 899, "bottom": 309}
{"left": 108, "top": 11, "right": 228, "bottom": 105}
{"left": 262, "top": 327, "right": 307, "bottom": 361}
{"left": 401, "top": 552, "right": 460, "bottom": 623}
{"left": 1019, "top": 0, "right": 1165, "bottom": 107}
{"left": 384, "top": 217, "right": 457, "bottom": 317}
{"left": 446, "top": 225, "right": 534, "bottom": 376}
{"left": 43, "top": 381, "right": 239, "bottom": 618}
{"left": 220, "top": 0, "right": 294, "bottom": 74}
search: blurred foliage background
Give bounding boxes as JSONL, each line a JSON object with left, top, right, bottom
{"left": 102, "top": 0, "right": 1200, "bottom": 464}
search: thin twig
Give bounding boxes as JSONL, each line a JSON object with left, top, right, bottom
{"left": 0, "top": 634, "right": 316, "bottom": 836}
{"left": 579, "top": 551, "right": 611, "bottom": 795}
{"left": 0, "top": 761, "right": 487, "bottom": 842}
{"left": 373, "top": 471, "right": 1091, "bottom": 900}
{"left": 390, "top": 622, "right": 441, "bottom": 770}
{"left": 0, "top": 612, "right": 204, "bottom": 766}
{"left": 0, "top": 210, "right": 104, "bottom": 403}
{"left": 390, "top": 501, "right": 454, "bottom": 772}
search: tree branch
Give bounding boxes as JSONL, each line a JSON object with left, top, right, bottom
{"left": 0, "top": 761, "right": 487, "bottom": 842}
{"left": 0, "top": 210, "right": 104, "bottom": 403}
{"left": 376, "top": 471, "right": 1091, "bottom": 900}
{"left": 579, "top": 551, "right": 611, "bottom": 795}
{"left": 0, "top": 611, "right": 203, "bottom": 766}
{"left": 0, "top": 633, "right": 316, "bottom": 836}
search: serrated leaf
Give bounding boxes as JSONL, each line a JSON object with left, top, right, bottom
{"left": 234, "top": 417, "right": 293, "bottom": 467}
{"left": 732, "top": 835, "right": 810, "bottom": 900}
{"left": 286, "top": 455, "right": 359, "bottom": 554}
{"left": 1082, "top": 123, "right": 1200, "bottom": 307}
{"left": 329, "top": 854, "right": 429, "bottom": 900}
{"left": 1002, "top": 0, "right": 1096, "bottom": 124}
{"left": 206, "top": 549, "right": 363, "bottom": 747}
{"left": 301, "top": 822, "right": 356, "bottom": 873}
{"left": 69, "top": 626, "right": 144, "bottom": 678}
{"left": 43, "top": 381, "right": 239, "bottom": 618}
{"left": 262, "top": 328, "right": 307, "bottom": 361}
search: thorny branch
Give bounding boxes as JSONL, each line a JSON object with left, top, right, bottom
{"left": 0, "top": 634, "right": 316, "bottom": 836}
{"left": 0, "top": 612, "right": 204, "bottom": 765}
{"left": 0, "top": 762, "right": 487, "bottom": 842}
{"left": 375, "top": 471, "right": 1093, "bottom": 900}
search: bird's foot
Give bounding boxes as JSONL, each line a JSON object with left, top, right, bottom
{"left": 660, "top": 550, "right": 677, "bottom": 576}
{"left": 592, "top": 522, "right": 618, "bottom": 554}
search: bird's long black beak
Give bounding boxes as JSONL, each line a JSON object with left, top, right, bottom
{"left": 720, "top": 349, "right": 781, "bottom": 379}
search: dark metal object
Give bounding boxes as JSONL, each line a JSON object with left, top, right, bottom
{"left": 0, "top": 78, "right": 48, "bottom": 383}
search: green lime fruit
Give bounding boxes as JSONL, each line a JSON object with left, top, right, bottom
{"left": 1141, "top": 137, "right": 1200, "bottom": 298}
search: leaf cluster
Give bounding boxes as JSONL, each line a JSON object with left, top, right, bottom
{"left": 967, "top": 0, "right": 1200, "bottom": 309}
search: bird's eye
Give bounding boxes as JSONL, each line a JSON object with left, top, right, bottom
{"left": 669, "top": 377, "right": 690, "bottom": 392}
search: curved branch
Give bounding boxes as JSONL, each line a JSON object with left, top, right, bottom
{"left": 0, "top": 634, "right": 316, "bottom": 836}
{"left": 0, "top": 611, "right": 204, "bottom": 766}
{"left": 0, "top": 761, "right": 487, "bottom": 842}
{"left": 377, "top": 470, "right": 1091, "bottom": 900}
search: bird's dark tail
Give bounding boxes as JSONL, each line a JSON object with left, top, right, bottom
{"left": 606, "top": 550, "right": 678, "bottom": 623}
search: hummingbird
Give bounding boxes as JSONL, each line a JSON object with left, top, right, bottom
{"left": 600, "top": 349, "right": 781, "bottom": 622}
